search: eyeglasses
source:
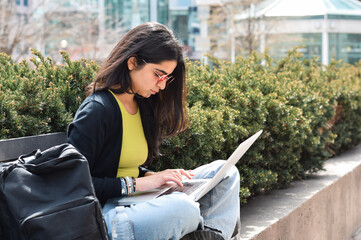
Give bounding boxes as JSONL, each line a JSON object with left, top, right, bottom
{"left": 142, "top": 59, "right": 175, "bottom": 85}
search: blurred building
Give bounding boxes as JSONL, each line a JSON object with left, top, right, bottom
{"left": 169, "top": 0, "right": 191, "bottom": 46}
{"left": 8, "top": 0, "right": 361, "bottom": 64}
{"left": 4, "top": 0, "right": 100, "bottom": 62}
{"left": 101, "top": 0, "right": 169, "bottom": 34}
{"left": 40, "top": 0, "right": 99, "bottom": 61}
{"left": 99, "top": 0, "right": 198, "bottom": 59}
{"left": 187, "top": 0, "right": 361, "bottom": 65}
{"left": 168, "top": 0, "right": 201, "bottom": 59}
{"left": 189, "top": 0, "right": 211, "bottom": 61}
{"left": 187, "top": 0, "right": 263, "bottom": 63}
{"left": 1, "top": 0, "right": 33, "bottom": 58}
{"left": 236, "top": 0, "right": 361, "bottom": 65}
{"left": 186, "top": 3, "right": 200, "bottom": 59}
{"left": 6, "top": 0, "right": 201, "bottom": 61}
{"left": 6, "top": 0, "right": 172, "bottom": 62}
{"left": 42, "top": 0, "right": 170, "bottom": 61}
{"left": 96, "top": 0, "right": 170, "bottom": 60}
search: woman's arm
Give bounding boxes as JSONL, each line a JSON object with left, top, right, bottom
{"left": 68, "top": 97, "right": 121, "bottom": 205}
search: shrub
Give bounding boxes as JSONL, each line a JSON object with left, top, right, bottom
{"left": 0, "top": 49, "right": 97, "bottom": 138}
{"left": 155, "top": 49, "right": 361, "bottom": 203}
{"left": 1, "top": 49, "right": 360, "bottom": 204}
{"left": 326, "top": 60, "right": 361, "bottom": 151}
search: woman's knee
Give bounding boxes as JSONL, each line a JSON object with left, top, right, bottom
{"left": 211, "top": 160, "right": 240, "bottom": 180}
{"left": 229, "top": 165, "right": 240, "bottom": 181}
{"left": 214, "top": 159, "right": 239, "bottom": 177}
{"left": 212, "top": 159, "right": 227, "bottom": 168}
{"left": 165, "top": 193, "right": 202, "bottom": 219}
{"left": 154, "top": 193, "right": 203, "bottom": 237}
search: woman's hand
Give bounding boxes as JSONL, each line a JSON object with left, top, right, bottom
{"left": 135, "top": 169, "right": 194, "bottom": 192}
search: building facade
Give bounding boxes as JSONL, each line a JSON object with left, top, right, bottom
{"left": 235, "top": 0, "right": 361, "bottom": 65}
{"left": 103, "top": 0, "right": 169, "bottom": 33}
{"left": 5, "top": 0, "right": 173, "bottom": 61}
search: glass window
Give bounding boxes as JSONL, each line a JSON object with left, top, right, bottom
{"left": 102, "top": 0, "right": 170, "bottom": 42}
{"left": 157, "top": 0, "right": 169, "bottom": 25}
{"left": 170, "top": 13, "right": 188, "bottom": 44}
{"left": 104, "top": 0, "right": 123, "bottom": 30}
{"left": 266, "top": 33, "right": 322, "bottom": 61}
{"left": 329, "top": 33, "right": 361, "bottom": 64}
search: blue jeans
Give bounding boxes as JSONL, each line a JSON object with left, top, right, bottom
{"left": 103, "top": 160, "right": 240, "bottom": 240}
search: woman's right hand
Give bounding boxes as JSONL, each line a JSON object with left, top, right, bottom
{"left": 135, "top": 169, "right": 194, "bottom": 192}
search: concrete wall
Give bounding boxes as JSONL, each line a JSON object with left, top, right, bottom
{"left": 240, "top": 144, "right": 361, "bottom": 240}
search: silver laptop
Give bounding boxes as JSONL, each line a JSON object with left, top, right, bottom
{"left": 115, "top": 130, "right": 263, "bottom": 206}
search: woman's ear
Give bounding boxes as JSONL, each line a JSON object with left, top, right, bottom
{"left": 127, "top": 57, "right": 138, "bottom": 71}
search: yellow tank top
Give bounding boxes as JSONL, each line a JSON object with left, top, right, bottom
{"left": 109, "top": 90, "right": 148, "bottom": 178}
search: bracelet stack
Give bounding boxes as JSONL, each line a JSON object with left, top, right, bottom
{"left": 120, "top": 177, "right": 136, "bottom": 196}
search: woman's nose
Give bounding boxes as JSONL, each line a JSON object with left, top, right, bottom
{"left": 158, "top": 80, "right": 167, "bottom": 90}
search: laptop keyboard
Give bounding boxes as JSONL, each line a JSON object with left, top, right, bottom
{"left": 160, "top": 181, "right": 206, "bottom": 196}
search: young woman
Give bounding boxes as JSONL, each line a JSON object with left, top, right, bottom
{"left": 68, "top": 22, "right": 240, "bottom": 240}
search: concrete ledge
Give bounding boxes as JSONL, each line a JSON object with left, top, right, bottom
{"left": 240, "top": 143, "right": 361, "bottom": 240}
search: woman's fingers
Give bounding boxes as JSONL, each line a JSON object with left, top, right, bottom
{"left": 136, "top": 168, "right": 195, "bottom": 192}
{"left": 164, "top": 169, "right": 195, "bottom": 186}
{"left": 179, "top": 169, "right": 194, "bottom": 179}
{"left": 170, "top": 169, "right": 194, "bottom": 181}
{"left": 163, "top": 170, "right": 183, "bottom": 187}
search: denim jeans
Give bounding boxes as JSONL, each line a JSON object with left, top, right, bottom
{"left": 103, "top": 160, "right": 240, "bottom": 240}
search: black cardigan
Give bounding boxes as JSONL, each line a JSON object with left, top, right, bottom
{"left": 67, "top": 90, "right": 150, "bottom": 206}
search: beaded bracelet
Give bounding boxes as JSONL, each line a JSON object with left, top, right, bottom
{"left": 125, "top": 176, "right": 135, "bottom": 194}
{"left": 121, "top": 177, "right": 136, "bottom": 196}
{"left": 120, "top": 178, "right": 128, "bottom": 195}
{"left": 132, "top": 177, "right": 136, "bottom": 192}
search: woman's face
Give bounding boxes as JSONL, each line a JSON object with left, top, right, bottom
{"left": 128, "top": 58, "right": 178, "bottom": 98}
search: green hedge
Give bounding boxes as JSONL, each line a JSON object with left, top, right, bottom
{"left": 0, "top": 49, "right": 97, "bottom": 138}
{"left": 155, "top": 49, "right": 361, "bottom": 203}
{"left": 1, "top": 49, "right": 360, "bottom": 204}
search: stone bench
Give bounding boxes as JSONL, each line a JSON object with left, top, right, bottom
{"left": 0, "top": 132, "right": 67, "bottom": 162}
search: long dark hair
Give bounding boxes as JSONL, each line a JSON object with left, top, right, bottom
{"left": 87, "top": 22, "right": 187, "bottom": 165}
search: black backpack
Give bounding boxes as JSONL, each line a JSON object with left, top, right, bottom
{"left": 0, "top": 143, "right": 109, "bottom": 240}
